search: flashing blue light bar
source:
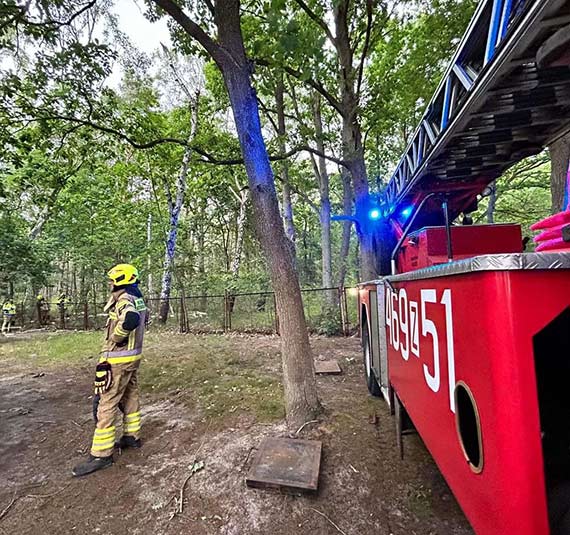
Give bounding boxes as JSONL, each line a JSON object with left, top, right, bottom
{"left": 369, "top": 208, "right": 381, "bottom": 220}
{"left": 401, "top": 206, "right": 413, "bottom": 219}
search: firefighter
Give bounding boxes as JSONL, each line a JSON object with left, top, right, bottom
{"left": 57, "top": 292, "right": 68, "bottom": 328}
{"left": 2, "top": 300, "right": 16, "bottom": 335}
{"left": 72, "top": 264, "right": 147, "bottom": 477}
{"left": 36, "top": 294, "right": 49, "bottom": 326}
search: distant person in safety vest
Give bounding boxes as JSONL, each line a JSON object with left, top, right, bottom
{"left": 2, "top": 301, "right": 16, "bottom": 334}
{"left": 36, "top": 294, "right": 49, "bottom": 326}
{"left": 72, "top": 264, "right": 147, "bottom": 477}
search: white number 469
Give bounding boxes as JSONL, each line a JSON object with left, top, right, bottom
{"left": 386, "top": 287, "right": 456, "bottom": 413}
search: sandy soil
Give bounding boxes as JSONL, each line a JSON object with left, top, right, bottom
{"left": 0, "top": 334, "right": 473, "bottom": 535}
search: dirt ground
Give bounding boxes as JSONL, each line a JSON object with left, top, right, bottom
{"left": 0, "top": 331, "right": 473, "bottom": 535}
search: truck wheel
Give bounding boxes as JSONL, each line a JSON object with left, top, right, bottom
{"left": 362, "top": 320, "right": 381, "bottom": 397}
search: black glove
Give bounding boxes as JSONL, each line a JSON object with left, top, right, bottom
{"left": 94, "top": 362, "right": 112, "bottom": 394}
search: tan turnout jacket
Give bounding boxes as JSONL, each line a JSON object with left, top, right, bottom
{"left": 101, "top": 288, "right": 147, "bottom": 364}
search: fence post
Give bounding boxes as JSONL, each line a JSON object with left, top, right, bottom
{"left": 340, "top": 287, "right": 349, "bottom": 336}
{"left": 83, "top": 302, "right": 89, "bottom": 330}
{"left": 179, "top": 295, "right": 187, "bottom": 333}
{"left": 223, "top": 289, "right": 229, "bottom": 332}
{"left": 272, "top": 293, "right": 280, "bottom": 335}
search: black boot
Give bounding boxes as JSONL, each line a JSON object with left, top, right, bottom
{"left": 72, "top": 455, "right": 113, "bottom": 477}
{"left": 116, "top": 435, "right": 142, "bottom": 450}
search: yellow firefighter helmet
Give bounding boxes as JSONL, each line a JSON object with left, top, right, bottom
{"left": 107, "top": 264, "right": 139, "bottom": 287}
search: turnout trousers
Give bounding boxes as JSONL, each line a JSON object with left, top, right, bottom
{"left": 91, "top": 360, "right": 141, "bottom": 458}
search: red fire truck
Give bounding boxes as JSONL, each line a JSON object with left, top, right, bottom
{"left": 358, "top": 218, "right": 570, "bottom": 534}
{"left": 355, "top": 1, "right": 570, "bottom": 534}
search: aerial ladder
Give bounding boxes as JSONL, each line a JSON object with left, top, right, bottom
{"left": 357, "top": 1, "right": 570, "bottom": 533}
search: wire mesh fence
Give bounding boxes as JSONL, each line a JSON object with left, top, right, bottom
{"left": 9, "top": 287, "right": 360, "bottom": 336}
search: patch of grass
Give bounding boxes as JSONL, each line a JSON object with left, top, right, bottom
{"left": 0, "top": 330, "right": 285, "bottom": 423}
{"left": 139, "top": 340, "right": 284, "bottom": 422}
{"left": 405, "top": 483, "right": 434, "bottom": 519}
{"left": 0, "top": 331, "right": 101, "bottom": 366}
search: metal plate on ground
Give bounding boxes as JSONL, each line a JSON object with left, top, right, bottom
{"left": 246, "top": 437, "right": 322, "bottom": 493}
{"left": 314, "top": 360, "right": 342, "bottom": 375}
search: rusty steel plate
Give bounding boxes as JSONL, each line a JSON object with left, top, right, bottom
{"left": 246, "top": 437, "right": 322, "bottom": 493}
{"left": 314, "top": 360, "right": 342, "bottom": 375}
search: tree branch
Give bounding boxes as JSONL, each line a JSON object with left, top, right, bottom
{"left": 151, "top": 0, "right": 227, "bottom": 66}
{"left": 256, "top": 58, "right": 343, "bottom": 117}
{"left": 256, "top": 95, "right": 279, "bottom": 134}
{"left": 3, "top": 0, "right": 97, "bottom": 32}
{"left": 292, "top": 0, "right": 337, "bottom": 47}
{"left": 356, "top": 0, "right": 373, "bottom": 99}
{"left": 13, "top": 110, "right": 347, "bottom": 167}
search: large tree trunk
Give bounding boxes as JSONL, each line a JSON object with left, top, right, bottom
{"left": 311, "top": 93, "right": 334, "bottom": 306}
{"left": 158, "top": 100, "right": 199, "bottom": 323}
{"left": 215, "top": 1, "right": 320, "bottom": 429}
{"left": 274, "top": 74, "right": 296, "bottom": 254}
{"left": 549, "top": 131, "right": 570, "bottom": 213}
{"left": 152, "top": 0, "right": 321, "bottom": 429}
{"left": 334, "top": 1, "right": 380, "bottom": 281}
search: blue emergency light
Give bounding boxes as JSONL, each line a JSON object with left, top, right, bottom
{"left": 400, "top": 206, "right": 413, "bottom": 219}
{"left": 369, "top": 208, "right": 381, "bottom": 220}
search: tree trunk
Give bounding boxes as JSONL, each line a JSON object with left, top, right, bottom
{"left": 28, "top": 184, "right": 64, "bottom": 240}
{"left": 228, "top": 187, "right": 248, "bottom": 313}
{"left": 151, "top": 0, "right": 321, "bottom": 429}
{"left": 147, "top": 213, "right": 154, "bottom": 298}
{"left": 337, "top": 167, "right": 353, "bottom": 288}
{"left": 215, "top": 1, "right": 320, "bottom": 429}
{"left": 549, "top": 131, "right": 570, "bottom": 213}
{"left": 311, "top": 93, "right": 334, "bottom": 306}
{"left": 334, "top": 1, "right": 380, "bottom": 281}
{"left": 231, "top": 190, "right": 248, "bottom": 279}
{"left": 159, "top": 100, "right": 199, "bottom": 323}
{"left": 486, "top": 182, "right": 497, "bottom": 224}
{"left": 197, "top": 198, "right": 207, "bottom": 311}
{"left": 274, "top": 74, "right": 296, "bottom": 255}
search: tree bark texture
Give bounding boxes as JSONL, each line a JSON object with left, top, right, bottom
{"left": 549, "top": 131, "right": 570, "bottom": 213}
{"left": 158, "top": 99, "right": 199, "bottom": 323}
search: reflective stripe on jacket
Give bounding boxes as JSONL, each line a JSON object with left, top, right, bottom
{"left": 100, "top": 288, "right": 146, "bottom": 364}
{"left": 2, "top": 303, "right": 16, "bottom": 316}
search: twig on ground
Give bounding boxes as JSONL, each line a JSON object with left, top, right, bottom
{"left": 71, "top": 420, "right": 83, "bottom": 429}
{"left": 309, "top": 508, "right": 348, "bottom": 535}
{"left": 0, "top": 493, "right": 18, "bottom": 522}
{"left": 295, "top": 420, "right": 319, "bottom": 435}
{"left": 176, "top": 419, "right": 211, "bottom": 515}
{"left": 18, "top": 482, "right": 47, "bottom": 492}
{"left": 239, "top": 446, "right": 255, "bottom": 473}
{"left": 25, "top": 482, "right": 71, "bottom": 499}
